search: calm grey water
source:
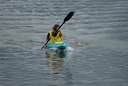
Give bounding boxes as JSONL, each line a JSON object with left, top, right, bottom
{"left": 0, "top": 0, "right": 128, "bottom": 86}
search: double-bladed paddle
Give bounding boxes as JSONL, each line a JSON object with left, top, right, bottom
{"left": 41, "top": 11, "right": 74, "bottom": 50}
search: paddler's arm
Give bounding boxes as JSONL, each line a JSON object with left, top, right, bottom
{"left": 59, "top": 31, "right": 62, "bottom": 37}
{"left": 59, "top": 31, "right": 63, "bottom": 41}
{"left": 46, "top": 33, "right": 50, "bottom": 41}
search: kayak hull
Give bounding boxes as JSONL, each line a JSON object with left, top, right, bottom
{"left": 47, "top": 42, "right": 68, "bottom": 50}
{"left": 45, "top": 42, "right": 68, "bottom": 58}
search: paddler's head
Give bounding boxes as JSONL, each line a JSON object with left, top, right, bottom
{"left": 52, "top": 24, "right": 59, "bottom": 32}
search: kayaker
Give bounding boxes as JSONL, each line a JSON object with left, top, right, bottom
{"left": 46, "top": 24, "right": 63, "bottom": 43}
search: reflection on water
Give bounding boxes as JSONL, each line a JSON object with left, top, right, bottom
{"left": 46, "top": 50, "right": 65, "bottom": 74}
{"left": 45, "top": 49, "right": 73, "bottom": 85}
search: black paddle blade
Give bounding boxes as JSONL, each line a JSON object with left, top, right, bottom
{"left": 64, "top": 11, "right": 74, "bottom": 23}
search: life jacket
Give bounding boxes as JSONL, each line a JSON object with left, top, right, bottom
{"left": 49, "top": 31, "right": 63, "bottom": 43}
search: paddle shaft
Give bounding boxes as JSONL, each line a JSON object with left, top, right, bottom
{"left": 41, "top": 11, "right": 74, "bottom": 49}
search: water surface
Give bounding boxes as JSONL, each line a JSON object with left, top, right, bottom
{"left": 0, "top": 0, "right": 128, "bottom": 86}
